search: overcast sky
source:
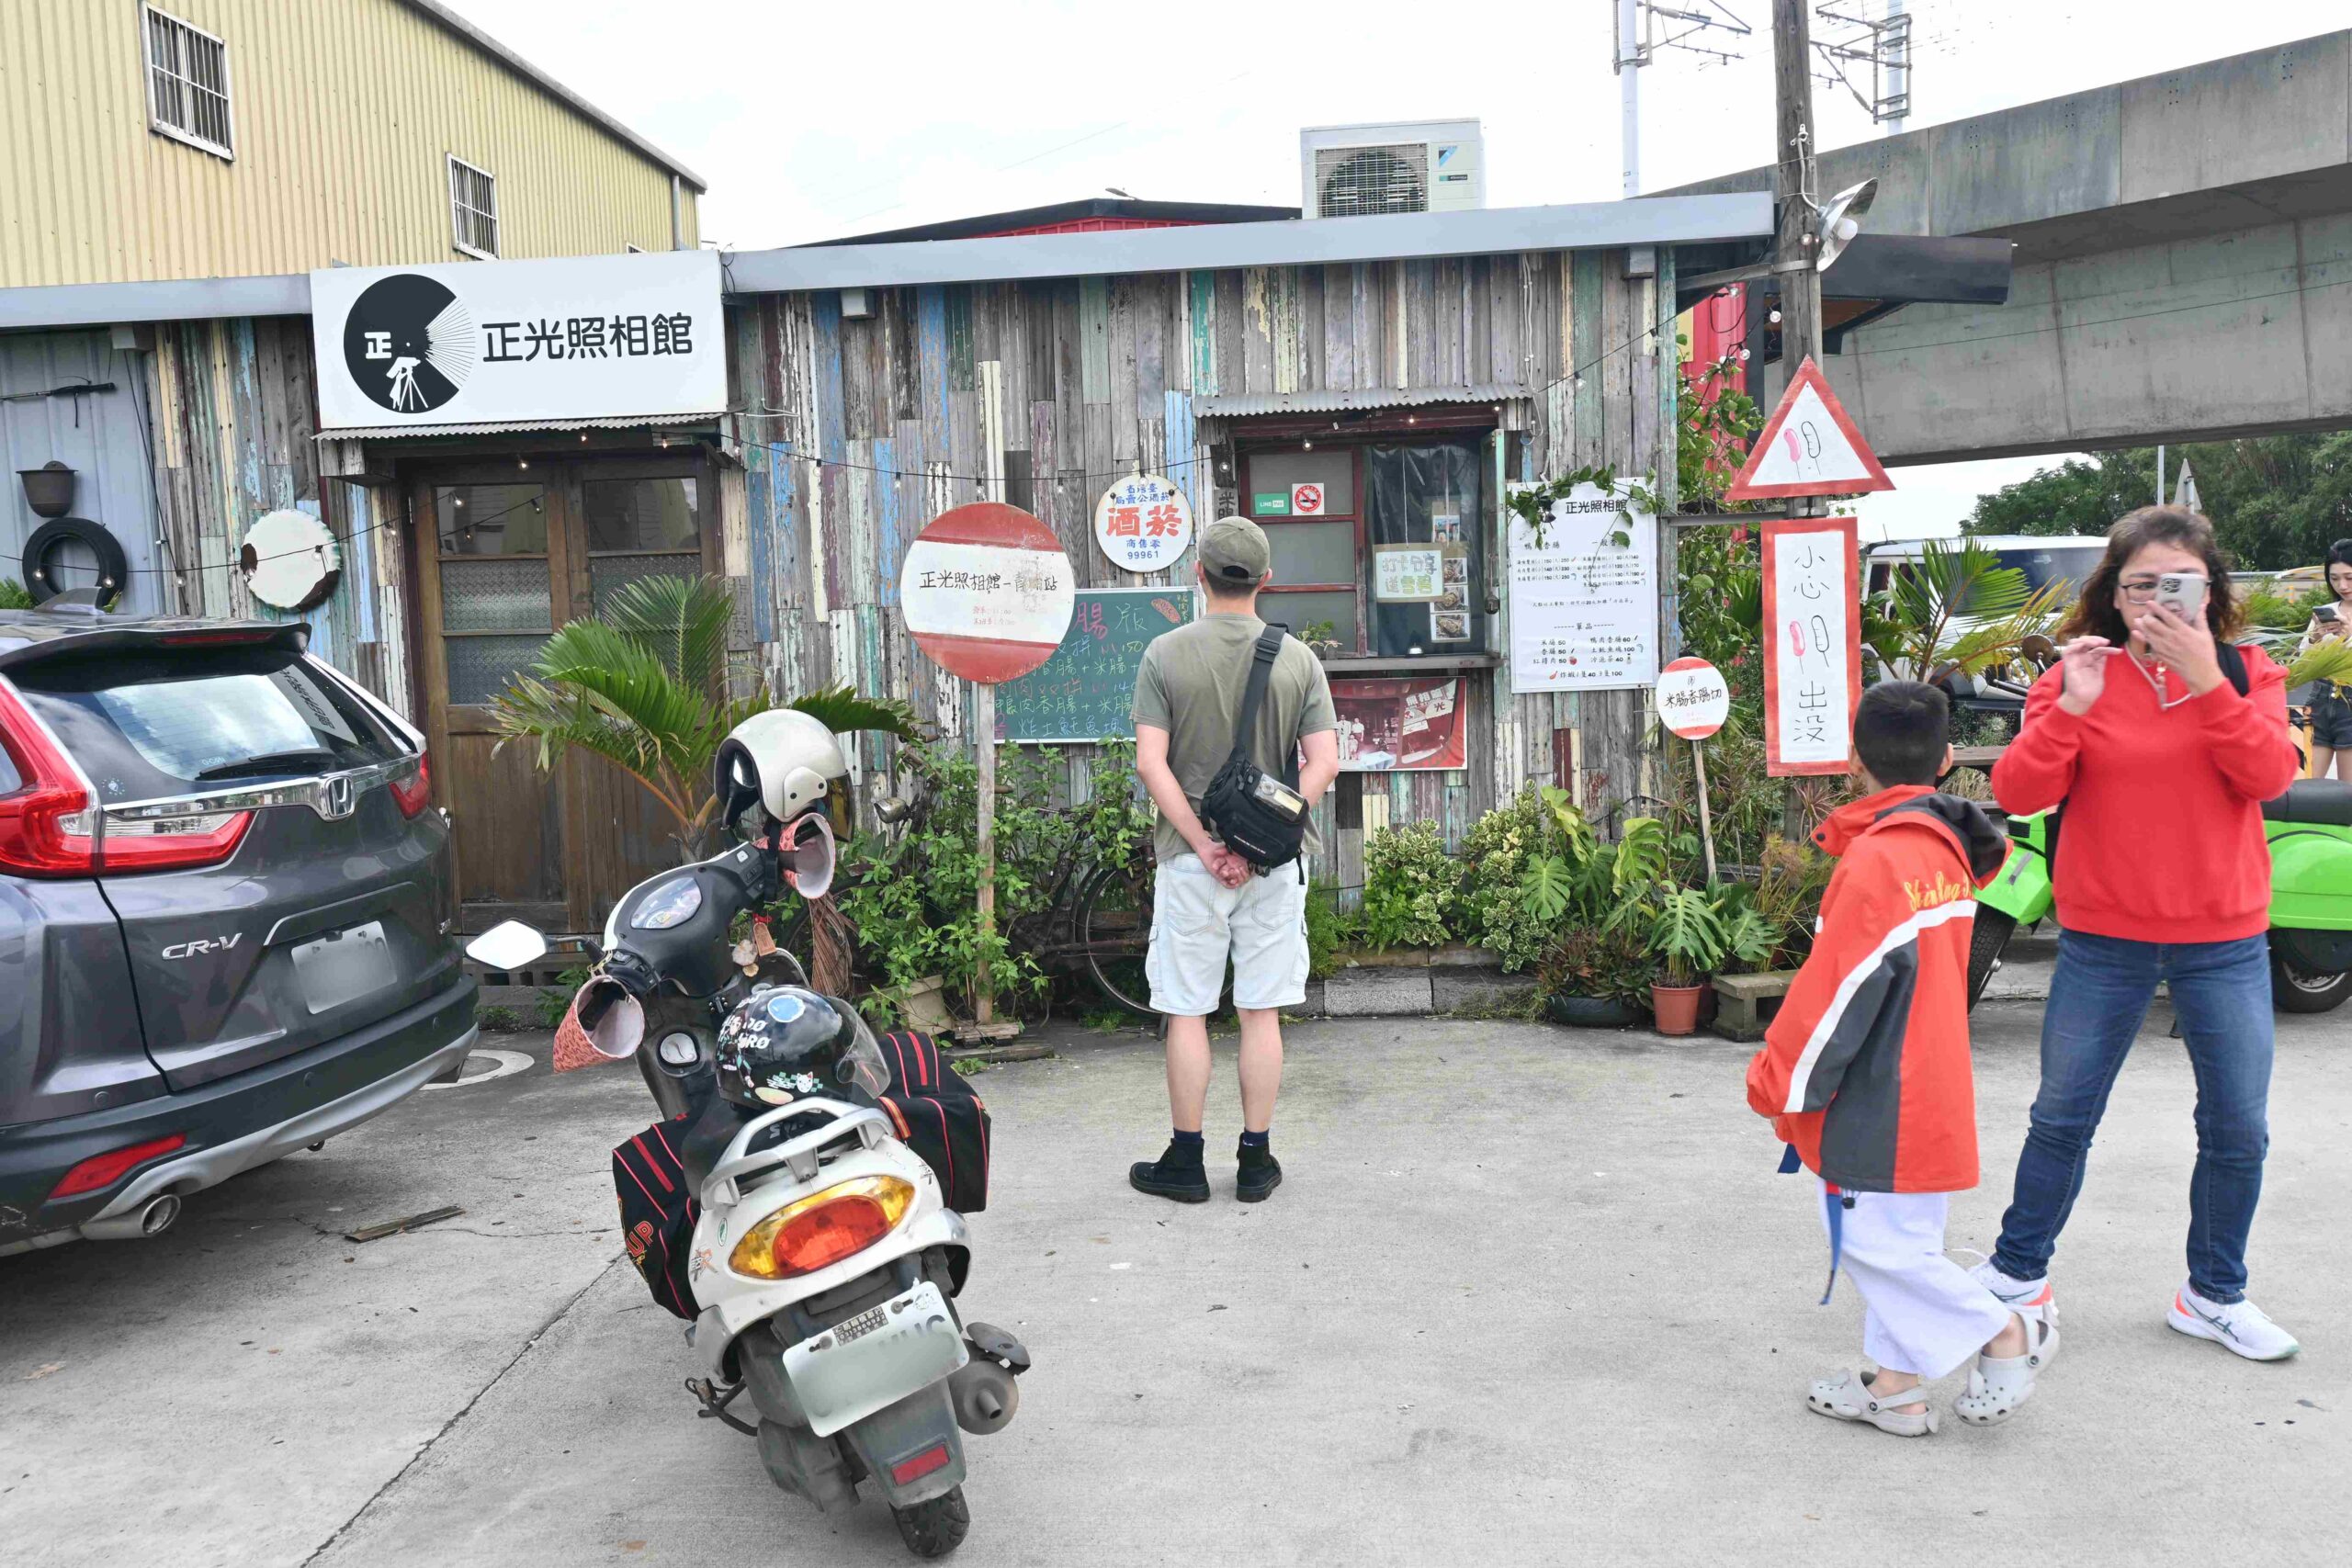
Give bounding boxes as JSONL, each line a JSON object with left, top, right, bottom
{"left": 445, "top": 0, "right": 2350, "bottom": 537}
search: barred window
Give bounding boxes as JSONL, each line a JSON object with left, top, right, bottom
{"left": 142, "top": 6, "right": 233, "bottom": 159}
{"left": 449, "top": 156, "right": 499, "bottom": 259}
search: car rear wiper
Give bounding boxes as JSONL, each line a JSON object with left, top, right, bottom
{"left": 192, "top": 749, "right": 340, "bottom": 783}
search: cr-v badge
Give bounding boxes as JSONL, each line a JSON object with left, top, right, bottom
{"left": 163, "top": 935, "right": 244, "bottom": 960}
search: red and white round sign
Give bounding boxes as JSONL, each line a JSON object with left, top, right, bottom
{"left": 1291, "top": 482, "right": 1325, "bottom": 516}
{"left": 899, "top": 502, "right": 1075, "bottom": 685}
{"left": 1655, "top": 655, "right": 1730, "bottom": 739}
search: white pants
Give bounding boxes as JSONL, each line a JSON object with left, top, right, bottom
{"left": 1819, "top": 1183, "right": 2011, "bottom": 1379}
{"left": 1145, "top": 854, "right": 1309, "bottom": 1016}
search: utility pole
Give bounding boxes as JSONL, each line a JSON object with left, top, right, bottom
{"left": 1883, "top": 1, "right": 1909, "bottom": 133}
{"left": 1617, "top": 0, "right": 1645, "bottom": 197}
{"left": 1772, "top": 0, "right": 1825, "bottom": 518}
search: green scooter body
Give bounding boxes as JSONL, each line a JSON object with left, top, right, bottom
{"left": 1977, "top": 811, "right": 2054, "bottom": 926}
{"left": 1973, "top": 784, "right": 2352, "bottom": 1008}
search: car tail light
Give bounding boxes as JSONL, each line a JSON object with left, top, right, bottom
{"left": 728, "top": 1174, "right": 915, "bottom": 1280}
{"left": 889, "top": 1444, "right": 952, "bottom": 1485}
{"left": 0, "top": 681, "right": 97, "bottom": 876}
{"left": 0, "top": 682, "right": 251, "bottom": 875}
{"left": 50, "top": 1133, "right": 187, "bottom": 1200}
{"left": 390, "top": 752, "right": 432, "bottom": 818}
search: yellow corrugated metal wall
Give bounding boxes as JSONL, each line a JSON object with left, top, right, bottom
{"left": 0, "top": 0, "right": 700, "bottom": 287}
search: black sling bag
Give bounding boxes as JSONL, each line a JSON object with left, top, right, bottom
{"left": 1198, "top": 625, "right": 1309, "bottom": 873}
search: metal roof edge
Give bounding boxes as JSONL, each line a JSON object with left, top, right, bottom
{"left": 0, "top": 273, "right": 311, "bottom": 332}
{"left": 722, "top": 194, "right": 1774, "bottom": 293}
{"left": 1196, "top": 384, "right": 1532, "bottom": 417}
{"left": 391, "top": 0, "right": 707, "bottom": 191}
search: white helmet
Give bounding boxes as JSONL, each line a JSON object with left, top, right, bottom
{"left": 714, "top": 709, "right": 848, "bottom": 833}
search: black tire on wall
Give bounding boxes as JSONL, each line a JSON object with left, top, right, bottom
{"left": 19, "top": 516, "right": 129, "bottom": 608}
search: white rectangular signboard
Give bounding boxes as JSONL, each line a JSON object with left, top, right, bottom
{"left": 310, "top": 251, "right": 726, "bottom": 431}
{"left": 1504, "top": 480, "right": 1659, "bottom": 691}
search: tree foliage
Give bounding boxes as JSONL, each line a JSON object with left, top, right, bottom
{"left": 1966, "top": 433, "right": 2352, "bottom": 570}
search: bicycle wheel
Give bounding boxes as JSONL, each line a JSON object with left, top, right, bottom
{"left": 1075, "top": 860, "right": 1159, "bottom": 1020}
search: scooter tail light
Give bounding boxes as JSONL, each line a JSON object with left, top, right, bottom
{"left": 728, "top": 1174, "right": 914, "bottom": 1280}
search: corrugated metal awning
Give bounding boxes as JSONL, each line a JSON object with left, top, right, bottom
{"left": 314, "top": 412, "right": 723, "bottom": 441}
{"left": 1193, "top": 384, "right": 1531, "bottom": 418}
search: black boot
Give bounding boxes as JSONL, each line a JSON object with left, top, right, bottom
{"left": 1236, "top": 1141, "right": 1283, "bottom": 1203}
{"left": 1128, "top": 1140, "right": 1210, "bottom": 1203}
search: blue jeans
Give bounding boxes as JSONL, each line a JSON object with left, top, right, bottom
{"left": 1991, "top": 930, "right": 2274, "bottom": 1303}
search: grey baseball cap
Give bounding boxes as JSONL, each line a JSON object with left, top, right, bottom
{"left": 1200, "top": 516, "right": 1272, "bottom": 586}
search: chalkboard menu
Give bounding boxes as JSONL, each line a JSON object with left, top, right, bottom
{"left": 992, "top": 587, "right": 1195, "bottom": 743}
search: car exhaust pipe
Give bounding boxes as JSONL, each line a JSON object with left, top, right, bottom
{"left": 81, "top": 1192, "right": 181, "bottom": 1241}
{"left": 948, "top": 1357, "right": 1020, "bottom": 1435}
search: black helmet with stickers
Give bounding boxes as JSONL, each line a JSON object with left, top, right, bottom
{"left": 715, "top": 985, "right": 891, "bottom": 1111}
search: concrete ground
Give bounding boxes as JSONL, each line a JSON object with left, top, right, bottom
{"left": 4, "top": 998, "right": 2346, "bottom": 1568}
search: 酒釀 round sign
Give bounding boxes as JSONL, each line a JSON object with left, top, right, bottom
{"left": 1654, "top": 655, "right": 1730, "bottom": 739}
{"left": 1093, "top": 474, "right": 1193, "bottom": 574}
{"left": 899, "top": 502, "right": 1075, "bottom": 685}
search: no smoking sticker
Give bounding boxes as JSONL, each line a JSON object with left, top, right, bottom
{"left": 1292, "top": 483, "right": 1325, "bottom": 516}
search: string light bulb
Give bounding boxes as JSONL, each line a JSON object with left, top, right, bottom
{"left": 1769, "top": 309, "right": 1783, "bottom": 324}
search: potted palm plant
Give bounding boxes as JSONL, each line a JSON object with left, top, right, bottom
{"left": 1514, "top": 786, "right": 1669, "bottom": 1023}
{"left": 1640, "top": 884, "right": 1733, "bottom": 1036}
{"left": 489, "top": 574, "right": 919, "bottom": 991}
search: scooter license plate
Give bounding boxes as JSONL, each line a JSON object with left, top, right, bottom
{"left": 782, "top": 1280, "right": 968, "bottom": 1438}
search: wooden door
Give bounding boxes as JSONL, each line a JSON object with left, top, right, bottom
{"left": 411, "top": 455, "right": 716, "bottom": 935}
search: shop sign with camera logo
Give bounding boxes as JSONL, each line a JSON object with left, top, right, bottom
{"left": 310, "top": 252, "right": 726, "bottom": 430}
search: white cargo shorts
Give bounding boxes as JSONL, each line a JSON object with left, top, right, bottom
{"left": 1145, "top": 853, "right": 1310, "bottom": 1017}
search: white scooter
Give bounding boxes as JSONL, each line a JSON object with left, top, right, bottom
{"left": 466, "top": 712, "right": 1025, "bottom": 1559}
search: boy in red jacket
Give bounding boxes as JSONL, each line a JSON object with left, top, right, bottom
{"left": 1747, "top": 682, "right": 2056, "bottom": 1436}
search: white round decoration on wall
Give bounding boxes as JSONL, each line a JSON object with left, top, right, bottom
{"left": 240, "top": 508, "right": 342, "bottom": 612}
{"left": 1092, "top": 474, "right": 1193, "bottom": 574}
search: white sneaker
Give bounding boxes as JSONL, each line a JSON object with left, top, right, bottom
{"left": 1967, "top": 1258, "right": 2059, "bottom": 1328}
{"left": 2167, "top": 1283, "right": 2301, "bottom": 1361}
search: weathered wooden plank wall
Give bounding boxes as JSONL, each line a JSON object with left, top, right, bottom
{"left": 725, "top": 247, "right": 1674, "bottom": 890}
{"left": 142, "top": 314, "right": 413, "bottom": 716}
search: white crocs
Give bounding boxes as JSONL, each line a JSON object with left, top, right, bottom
{"left": 1953, "top": 1313, "right": 2059, "bottom": 1426}
{"left": 1807, "top": 1369, "right": 1938, "bottom": 1438}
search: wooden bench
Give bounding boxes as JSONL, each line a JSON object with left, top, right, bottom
{"left": 1710, "top": 971, "right": 1795, "bottom": 1043}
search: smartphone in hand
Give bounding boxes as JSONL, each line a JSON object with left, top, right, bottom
{"left": 2154, "top": 571, "right": 2209, "bottom": 624}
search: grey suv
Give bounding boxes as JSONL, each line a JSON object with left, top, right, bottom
{"left": 0, "top": 607, "right": 476, "bottom": 1255}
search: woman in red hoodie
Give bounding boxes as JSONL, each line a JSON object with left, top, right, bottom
{"left": 1978, "top": 506, "right": 2302, "bottom": 1361}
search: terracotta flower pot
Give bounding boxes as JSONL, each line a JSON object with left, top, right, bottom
{"left": 1651, "top": 982, "right": 1707, "bottom": 1036}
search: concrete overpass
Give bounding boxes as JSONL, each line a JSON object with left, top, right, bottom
{"left": 1667, "top": 31, "right": 2352, "bottom": 464}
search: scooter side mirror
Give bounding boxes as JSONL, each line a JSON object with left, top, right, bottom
{"left": 466, "top": 920, "right": 548, "bottom": 972}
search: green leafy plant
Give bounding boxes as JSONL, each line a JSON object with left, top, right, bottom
{"left": 537, "top": 964, "right": 592, "bottom": 1028}
{"left": 0, "top": 581, "right": 37, "bottom": 611}
{"left": 489, "top": 574, "right": 918, "bottom": 858}
{"left": 1459, "top": 785, "right": 1667, "bottom": 973}
{"left": 477, "top": 1005, "right": 524, "bottom": 1033}
{"left": 1356, "top": 820, "right": 1462, "bottom": 952}
{"left": 1675, "top": 353, "right": 1768, "bottom": 514}
{"left": 1638, "top": 883, "right": 1733, "bottom": 988}
{"left": 1535, "top": 923, "right": 1655, "bottom": 1007}
{"left": 1298, "top": 618, "right": 1343, "bottom": 659}
{"left": 1305, "top": 886, "right": 1352, "bottom": 980}
{"left": 1863, "top": 540, "right": 2070, "bottom": 687}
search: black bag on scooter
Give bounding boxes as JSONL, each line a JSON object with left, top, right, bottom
{"left": 876, "top": 1030, "right": 992, "bottom": 1215}
{"left": 612, "top": 1117, "right": 701, "bottom": 1321}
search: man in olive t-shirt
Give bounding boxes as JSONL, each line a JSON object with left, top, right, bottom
{"left": 1127, "top": 517, "right": 1339, "bottom": 1204}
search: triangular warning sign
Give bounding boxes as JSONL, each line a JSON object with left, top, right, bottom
{"left": 1724, "top": 356, "right": 1894, "bottom": 502}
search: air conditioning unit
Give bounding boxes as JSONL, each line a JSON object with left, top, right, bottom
{"left": 1301, "top": 119, "right": 1485, "bottom": 219}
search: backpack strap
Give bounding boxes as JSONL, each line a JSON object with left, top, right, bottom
{"left": 1229, "top": 625, "right": 1298, "bottom": 787}
{"left": 2044, "top": 641, "right": 2256, "bottom": 878}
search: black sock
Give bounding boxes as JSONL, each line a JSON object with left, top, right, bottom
{"left": 1166, "top": 1129, "right": 1204, "bottom": 1165}
{"left": 1238, "top": 1130, "right": 1271, "bottom": 1157}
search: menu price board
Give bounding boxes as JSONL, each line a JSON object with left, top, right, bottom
{"left": 1503, "top": 480, "right": 1659, "bottom": 691}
